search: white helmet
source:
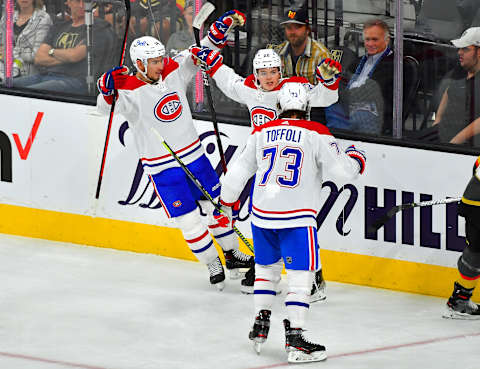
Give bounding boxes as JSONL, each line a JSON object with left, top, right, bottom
{"left": 277, "top": 82, "right": 309, "bottom": 114}
{"left": 253, "top": 49, "right": 282, "bottom": 80}
{"left": 130, "top": 36, "right": 165, "bottom": 79}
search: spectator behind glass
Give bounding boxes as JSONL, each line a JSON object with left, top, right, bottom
{"left": 13, "top": 0, "right": 113, "bottom": 94}
{"left": 432, "top": 27, "right": 480, "bottom": 145}
{"left": 326, "top": 19, "right": 393, "bottom": 135}
{"left": 130, "top": 0, "right": 182, "bottom": 43}
{"left": 268, "top": 6, "right": 331, "bottom": 85}
{"left": 0, "top": 0, "right": 52, "bottom": 80}
{"left": 166, "top": 0, "right": 194, "bottom": 56}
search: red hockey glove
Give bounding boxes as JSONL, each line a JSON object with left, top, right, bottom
{"left": 212, "top": 199, "right": 240, "bottom": 228}
{"left": 190, "top": 46, "right": 223, "bottom": 77}
{"left": 345, "top": 145, "right": 366, "bottom": 174}
{"left": 316, "top": 58, "right": 341, "bottom": 90}
{"left": 97, "top": 66, "right": 129, "bottom": 96}
{"left": 208, "top": 9, "right": 246, "bottom": 48}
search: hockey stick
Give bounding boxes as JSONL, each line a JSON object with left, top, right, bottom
{"left": 95, "top": 0, "right": 131, "bottom": 199}
{"left": 367, "top": 197, "right": 461, "bottom": 233}
{"left": 150, "top": 127, "right": 254, "bottom": 253}
{"left": 192, "top": 2, "right": 228, "bottom": 174}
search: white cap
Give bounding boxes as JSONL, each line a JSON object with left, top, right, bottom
{"left": 451, "top": 27, "right": 480, "bottom": 48}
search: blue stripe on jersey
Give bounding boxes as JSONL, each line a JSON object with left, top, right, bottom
{"left": 285, "top": 301, "right": 310, "bottom": 308}
{"left": 252, "top": 212, "right": 318, "bottom": 222}
{"left": 214, "top": 229, "right": 234, "bottom": 238}
{"left": 191, "top": 240, "right": 213, "bottom": 254}
{"left": 142, "top": 144, "right": 202, "bottom": 168}
{"left": 254, "top": 289, "right": 277, "bottom": 295}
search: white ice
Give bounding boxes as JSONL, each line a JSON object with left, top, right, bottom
{"left": 1, "top": 233, "right": 480, "bottom": 369}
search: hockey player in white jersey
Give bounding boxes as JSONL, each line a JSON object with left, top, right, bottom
{"left": 96, "top": 10, "right": 253, "bottom": 291}
{"left": 190, "top": 46, "right": 342, "bottom": 300}
{"left": 215, "top": 82, "right": 366, "bottom": 362}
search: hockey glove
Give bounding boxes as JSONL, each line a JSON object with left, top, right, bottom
{"left": 190, "top": 46, "right": 223, "bottom": 77}
{"left": 345, "top": 145, "right": 366, "bottom": 174}
{"left": 208, "top": 9, "right": 246, "bottom": 48}
{"left": 97, "top": 66, "right": 129, "bottom": 96}
{"left": 212, "top": 199, "right": 240, "bottom": 228}
{"left": 316, "top": 58, "right": 342, "bottom": 90}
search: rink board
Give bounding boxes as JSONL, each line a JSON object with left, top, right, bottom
{"left": 0, "top": 94, "right": 476, "bottom": 298}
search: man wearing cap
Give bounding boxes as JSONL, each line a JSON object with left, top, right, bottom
{"left": 432, "top": 27, "right": 480, "bottom": 145}
{"left": 268, "top": 6, "right": 331, "bottom": 85}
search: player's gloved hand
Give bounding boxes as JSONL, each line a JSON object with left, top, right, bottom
{"left": 212, "top": 199, "right": 240, "bottom": 228}
{"left": 208, "top": 9, "right": 246, "bottom": 48}
{"left": 316, "top": 58, "right": 342, "bottom": 90}
{"left": 345, "top": 145, "right": 366, "bottom": 174}
{"left": 97, "top": 66, "right": 129, "bottom": 96}
{"left": 189, "top": 45, "right": 223, "bottom": 77}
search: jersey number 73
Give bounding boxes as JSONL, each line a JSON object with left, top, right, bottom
{"left": 259, "top": 146, "right": 304, "bottom": 188}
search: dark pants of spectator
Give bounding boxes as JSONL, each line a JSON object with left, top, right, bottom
{"left": 14, "top": 73, "right": 87, "bottom": 94}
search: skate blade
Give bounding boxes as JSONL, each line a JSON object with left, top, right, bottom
{"left": 287, "top": 350, "right": 327, "bottom": 363}
{"left": 228, "top": 269, "right": 245, "bottom": 280}
{"left": 253, "top": 341, "right": 264, "bottom": 355}
{"left": 213, "top": 281, "right": 225, "bottom": 291}
{"left": 310, "top": 293, "right": 327, "bottom": 303}
{"left": 442, "top": 307, "right": 480, "bottom": 320}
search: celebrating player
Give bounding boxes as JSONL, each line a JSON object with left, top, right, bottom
{"left": 96, "top": 10, "right": 252, "bottom": 291}
{"left": 215, "top": 82, "right": 366, "bottom": 362}
{"left": 443, "top": 155, "right": 480, "bottom": 319}
{"left": 190, "top": 46, "right": 342, "bottom": 301}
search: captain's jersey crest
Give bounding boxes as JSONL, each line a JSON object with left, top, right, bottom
{"left": 250, "top": 106, "right": 277, "bottom": 127}
{"left": 154, "top": 92, "right": 183, "bottom": 122}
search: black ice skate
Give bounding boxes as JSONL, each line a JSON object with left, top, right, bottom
{"left": 248, "top": 309, "right": 271, "bottom": 354}
{"left": 223, "top": 249, "right": 254, "bottom": 279}
{"left": 443, "top": 282, "right": 480, "bottom": 320}
{"left": 207, "top": 257, "right": 225, "bottom": 291}
{"left": 283, "top": 319, "right": 327, "bottom": 363}
{"left": 310, "top": 269, "right": 327, "bottom": 303}
{"left": 241, "top": 265, "right": 255, "bottom": 294}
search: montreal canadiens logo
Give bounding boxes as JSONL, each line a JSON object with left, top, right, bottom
{"left": 172, "top": 200, "right": 182, "bottom": 208}
{"left": 154, "top": 92, "right": 183, "bottom": 122}
{"left": 251, "top": 106, "right": 277, "bottom": 127}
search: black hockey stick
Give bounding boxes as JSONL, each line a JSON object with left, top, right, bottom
{"left": 367, "top": 197, "right": 461, "bottom": 233}
{"left": 192, "top": 2, "right": 228, "bottom": 174}
{"left": 150, "top": 127, "right": 254, "bottom": 253}
{"left": 95, "top": 0, "right": 131, "bottom": 199}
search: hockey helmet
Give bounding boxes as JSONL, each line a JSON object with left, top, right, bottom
{"left": 277, "top": 82, "right": 309, "bottom": 114}
{"left": 253, "top": 49, "right": 282, "bottom": 80}
{"left": 130, "top": 36, "right": 165, "bottom": 79}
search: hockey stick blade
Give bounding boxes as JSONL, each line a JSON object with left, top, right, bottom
{"left": 367, "top": 205, "right": 405, "bottom": 234}
{"left": 193, "top": 2, "right": 215, "bottom": 30}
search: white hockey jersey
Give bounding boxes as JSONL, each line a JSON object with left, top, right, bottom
{"left": 212, "top": 64, "right": 338, "bottom": 127}
{"left": 221, "top": 118, "right": 361, "bottom": 229}
{"left": 97, "top": 48, "right": 209, "bottom": 175}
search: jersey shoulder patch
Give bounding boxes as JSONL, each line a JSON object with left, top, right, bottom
{"left": 122, "top": 76, "right": 148, "bottom": 90}
{"left": 161, "top": 58, "right": 179, "bottom": 79}
{"left": 244, "top": 74, "right": 258, "bottom": 90}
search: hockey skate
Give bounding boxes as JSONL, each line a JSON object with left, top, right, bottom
{"left": 241, "top": 265, "right": 255, "bottom": 294}
{"left": 442, "top": 282, "right": 480, "bottom": 320}
{"left": 283, "top": 319, "right": 327, "bottom": 363}
{"left": 207, "top": 257, "right": 225, "bottom": 291}
{"left": 310, "top": 269, "right": 327, "bottom": 303}
{"left": 223, "top": 249, "right": 254, "bottom": 279}
{"left": 248, "top": 310, "right": 271, "bottom": 354}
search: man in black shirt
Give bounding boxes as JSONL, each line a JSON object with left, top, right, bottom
{"left": 432, "top": 27, "right": 480, "bottom": 145}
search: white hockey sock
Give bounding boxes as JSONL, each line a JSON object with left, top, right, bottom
{"left": 254, "top": 262, "right": 282, "bottom": 311}
{"left": 174, "top": 210, "right": 218, "bottom": 265}
{"left": 285, "top": 270, "right": 314, "bottom": 329}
